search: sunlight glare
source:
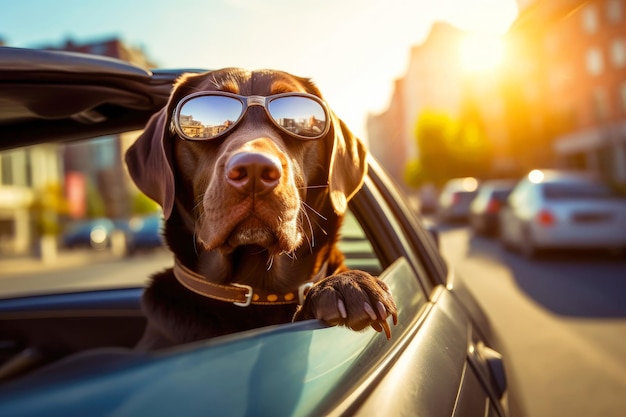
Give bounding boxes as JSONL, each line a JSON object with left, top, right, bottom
{"left": 459, "top": 33, "right": 506, "bottom": 72}
{"left": 528, "top": 169, "right": 545, "bottom": 184}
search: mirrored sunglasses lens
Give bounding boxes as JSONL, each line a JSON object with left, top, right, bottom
{"left": 177, "top": 96, "right": 243, "bottom": 139}
{"left": 267, "top": 96, "right": 327, "bottom": 138}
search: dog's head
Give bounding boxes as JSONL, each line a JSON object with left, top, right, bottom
{"left": 126, "top": 68, "right": 366, "bottom": 262}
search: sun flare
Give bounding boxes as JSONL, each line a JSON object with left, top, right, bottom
{"left": 459, "top": 33, "right": 506, "bottom": 72}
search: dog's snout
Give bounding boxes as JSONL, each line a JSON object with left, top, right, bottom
{"left": 225, "top": 152, "right": 282, "bottom": 194}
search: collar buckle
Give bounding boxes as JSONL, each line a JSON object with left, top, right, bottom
{"left": 232, "top": 284, "right": 253, "bottom": 307}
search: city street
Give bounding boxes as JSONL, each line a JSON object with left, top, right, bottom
{"left": 438, "top": 224, "right": 626, "bottom": 417}
{"left": 0, "top": 249, "right": 172, "bottom": 299}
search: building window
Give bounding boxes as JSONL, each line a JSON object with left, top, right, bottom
{"left": 582, "top": 4, "right": 599, "bottom": 33}
{"left": 611, "top": 38, "right": 626, "bottom": 68}
{"left": 607, "top": 0, "right": 623, "bottom": 23}
{"left": 619, "top": 82, "right": 626, "bottom": 114}
{"left": 593, "top": 88, "right": 609, "bottom": 121}
{"left": 586, "top": 47, "right": 604, "bottom": 75}
{"left": 0, "top": 154, "right": 12, "bottom": 185}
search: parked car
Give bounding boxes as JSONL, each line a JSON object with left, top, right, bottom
{"left": 123, "top": 212, "right": 165, "bottom": 254}
{"left": 416, "top": 182, "right": 438, "bottom": 214}
{"left": 62, "top": 218, "right": 115, "bottom": 250}
{"left": 499, "top": 169, "right": 626, "bottom": 258}
{"left": 469, "top": 179, "right": 518, "bottom": 236}
{"left": 436, "top": 177, "right": 479, "bottom": 222}
{"left": 0, "top": 47, "right": 524, "bottom": 417}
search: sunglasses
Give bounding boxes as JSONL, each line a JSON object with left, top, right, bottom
{"left": 171, "top": 92, "right": 331, "bottom": 141}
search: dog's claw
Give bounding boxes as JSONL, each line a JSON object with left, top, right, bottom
{"left": 381, "top": 319, "right": 392, "bottom": 340}
{"left": 376, "top": 301, "right": 387, "bottom": 319}
{"left": 337, "top": 299, "right": 347, "bottom": 319}
{"left": 295, "top": 270, "right": 398, "bottom": 341}
{"left": 363, "top": 302, "right": 377, "bottom": 321}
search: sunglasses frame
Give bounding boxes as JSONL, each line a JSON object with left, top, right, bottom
{"left": 171, "top": 91, "right": 331, "bottom": 141}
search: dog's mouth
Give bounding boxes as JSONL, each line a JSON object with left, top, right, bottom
{"left": 226, "top": 217, "right": 278, "bottom": 251}
{"left": 198, "top": 210, "right": 302, "bottom": 255}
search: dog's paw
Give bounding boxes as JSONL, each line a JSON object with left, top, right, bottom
{"left": 293, "top": 270, "right": 398, "bottom": 339}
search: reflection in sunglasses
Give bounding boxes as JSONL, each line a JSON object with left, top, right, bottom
{"left": 180, "top": 114, "right": 233, "bottom": 139}
{"left": 174, "top": 93, "right": 329, "bottom": 140}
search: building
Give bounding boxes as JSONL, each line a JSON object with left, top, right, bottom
{"left": 505, "top": 0, "right": 626, "bottom": 185}
{"left": 368, "top": 0, "right": 626, "bottom": 190}
{"left": 49, "top": 38, "right": 157, "bottom": 219}
{"left": 367, "top": 23, "right": 467, "bottom": 187}
{"left": 0, "top": 38, "right": 156, "bottom": 256}
{"left": 0, "top": 146, "right": 61, "bottom": 254}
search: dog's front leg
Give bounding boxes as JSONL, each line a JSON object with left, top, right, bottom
{"left": 293, "top": 271, "right": 398, "bottom": 339}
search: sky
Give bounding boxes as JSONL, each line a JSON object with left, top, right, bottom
{"left": 1, "top": 0, "right": 518, "bottom": 141}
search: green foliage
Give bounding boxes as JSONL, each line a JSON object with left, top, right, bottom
{"left": 406, "top": 109, "right": 493, "bottom": 188}
{"left": 31, "top": 183, "right": 69, "bottom": 235}
{"left": 131, "top": 192, "right": 160, "bottom": 215}
{"left": 403, "top": 159, "right": 423, "bottom": 189}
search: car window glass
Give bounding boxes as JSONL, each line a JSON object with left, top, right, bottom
{"left": 356, "top": 171, "right": 441, "bottom": 294}
{"left": 493, "top": 189, "right": 512, "bottom": 200}
{"left": 542, "top": 181, "right": 617, "bottom": 199}
{"left": 338, "top": 210, "right": 383, "bottom": 275}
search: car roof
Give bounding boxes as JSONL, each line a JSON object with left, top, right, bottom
{"left": 527, "top": 169, "right": 598, "bottom": 183}
{"left": 441, "top": 177, "right": 479, "bottom": 192}
{"left": 0, "top": 46, "right": 202, "bottom": 150}
{"left": 478, "top": 179, "right": 517, "bottom": 189}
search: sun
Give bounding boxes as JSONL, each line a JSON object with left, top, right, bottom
{"left": 459, "top": 33, "right": 506, "bottom": 73}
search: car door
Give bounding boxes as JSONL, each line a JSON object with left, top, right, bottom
{"left": 343, "top": 162, "right": 508, "bottom": 417}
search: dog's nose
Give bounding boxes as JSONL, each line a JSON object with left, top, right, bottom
{"left": 225, "top": 152, "right": 282, "bottom": 194}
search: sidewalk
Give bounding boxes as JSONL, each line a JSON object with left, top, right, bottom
{"left": 0, "top": 248, "right": 123, "bottom": 276}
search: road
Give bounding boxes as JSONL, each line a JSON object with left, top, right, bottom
{"left": 437, "top": 224, "right": 626, "bottom": 417}
{"left": 0, "top": 249, "right": 173, "bottom": 298}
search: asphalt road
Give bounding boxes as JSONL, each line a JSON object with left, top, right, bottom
{"left": 0, "top": 249, "right": 173, "bottom": 298}
{"left": 437, "top": 224, "right": 626, "bottom": 417}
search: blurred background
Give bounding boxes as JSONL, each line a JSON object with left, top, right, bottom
{"left": 2, "top": 0, "right": 626, "bottom": 258}
{"left": 1, "top": 2, "right": 625, "bottom": 417}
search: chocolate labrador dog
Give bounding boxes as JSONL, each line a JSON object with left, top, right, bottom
{"left": 125, "top": 68, "right": 397, "bottom": 350}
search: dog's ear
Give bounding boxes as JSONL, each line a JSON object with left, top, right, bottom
{"left": 328, "top": 111, "right": 368, "bottom": 215}
{"left": 125, "top": 108, "right": 176, "bottom": 219}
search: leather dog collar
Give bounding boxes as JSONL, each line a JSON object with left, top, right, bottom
{"left": 173, "top": 258, "right": 328, "bottom": 307}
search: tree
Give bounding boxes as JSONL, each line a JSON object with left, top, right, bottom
{"left": 407, "top": 110, "right": 458, "bottom": 187}
{"left": 405, "top": 108, "right": 493, "bottom": 188}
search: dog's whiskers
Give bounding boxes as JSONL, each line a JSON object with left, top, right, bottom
{"left": 301, "top": 203, "right": 328, "bottom": 238}
{"left": 301, "top": 209, "right": 315, "bottom": 252}
{"left": 266, "top": 255, "right": 274, "bottom": 271}
{"left": 302, "top": 201, "right": 327, "bottom": 221}
{"left": 282, "top": 251, "right": 296, "bottom": 261}
{"left": 298, "top": 184, "right": 329, "bottom": 190}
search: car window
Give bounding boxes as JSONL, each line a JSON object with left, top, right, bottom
{"left": 542, "top": 181, "right": 618, "bottom": 199}
{"left": 0, "top": 139, "right": 421, "bottom": 302}
{"left": 350, "top": 167, "right": 440, "bottom": 296}
{"left": 493, "top": 189, "right": 512, "bottom": 201}
{"left": 338, "top": 210, "right": 382, "bottom": 275}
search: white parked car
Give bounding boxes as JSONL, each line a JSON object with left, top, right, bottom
{"left": 499, "top": 169, "right": 626, "bottom": 258}
{"left": 436, "top": 177, "right": 479, "bottom": 222}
